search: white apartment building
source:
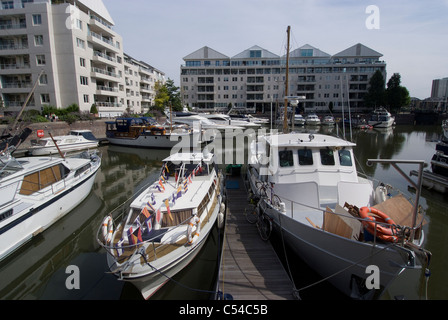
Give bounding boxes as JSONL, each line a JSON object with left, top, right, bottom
{"left": 181, "top": 43, "right": 386, "bottom": 113}
{"left": 0, "top": 0, "right": 164, "bottom": 117}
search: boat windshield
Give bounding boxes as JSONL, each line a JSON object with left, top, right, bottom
{"left": 0, "top": 156, "right": 24, "bottom": 178}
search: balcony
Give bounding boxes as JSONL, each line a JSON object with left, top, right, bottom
{"left": 91, "top": 67, "right": 121, "bottom": 81}
{"left": 88, "top": 31, "right": 120, "bottom": 52}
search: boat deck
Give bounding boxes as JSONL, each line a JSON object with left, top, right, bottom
{"left": 217, "top": 176, "right": 295, "bottom": 300}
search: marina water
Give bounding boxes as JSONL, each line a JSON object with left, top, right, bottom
{"left": 0, "top": 124, "right": 446, "bottom": 300}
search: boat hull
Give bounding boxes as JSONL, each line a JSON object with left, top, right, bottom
{"left": 259, "top": 200, "right": 420, "bottom": 299}
{"left": 29, "top": 141, "right": 98, "bottom": 156}
{"left": 106, "top": 133, "right": 197, "bottom": 149}
{"left": 0, "top": 165, "right": 100, "bottom": 261}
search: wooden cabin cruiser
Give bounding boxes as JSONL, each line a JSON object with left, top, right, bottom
{"left": 247, "top": 132, "right": 431, "bottom": 299}
{"left": 105, "top": 117, "right": 200, "bottom": 149}
{"left": 0, "top": 148, "right": 101, "bottom": 261}
{"left": 97, "top": 151, "right": 225, "bottom": 299}
{"left": 28, "top": 130, "right": 98, "bottom": 156}
{"left": 368, "top": 108, "right": 395, "bottom": 128}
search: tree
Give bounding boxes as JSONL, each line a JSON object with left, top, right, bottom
{"left": 165, "top": 78, "right": 182, "bottom": 111}
{"left": 385, "top": 73, "right": 410, "bottom": 112}
{"left": 154, "top": 81, "right": 169, "bottom": 112}
{"left": 364, "top": 70, "right": 386, "bottom": 109}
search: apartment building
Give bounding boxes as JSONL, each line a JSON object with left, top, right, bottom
{"left": 181, "top": 43, "right": 386, "bottom": 113}
{"left": 0, "top": 0, "right": 164, "bottom": 117}
{"left": 431, "top": 77, "right": 448, "bottom": 99}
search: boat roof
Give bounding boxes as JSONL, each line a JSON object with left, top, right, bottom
{"left": 263, "top": 133, "right": 356, "bottom": 148}
{"left": 163, "top": 152, "right": 214, "bottom": 164}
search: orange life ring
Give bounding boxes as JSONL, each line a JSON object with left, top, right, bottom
{"left": 359, "top": 207, "right": 399, "bottom": 243}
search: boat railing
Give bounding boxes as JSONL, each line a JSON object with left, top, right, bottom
{"left": 257, "top": 158, "right": 426, "bottom": 243}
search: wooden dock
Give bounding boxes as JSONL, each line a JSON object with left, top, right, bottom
{"left": 217, "top": 176, "right": 295, "bottom": 300}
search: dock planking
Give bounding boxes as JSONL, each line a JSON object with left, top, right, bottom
{"left": 217, "top": 176, "right": 295, "bottom": 300}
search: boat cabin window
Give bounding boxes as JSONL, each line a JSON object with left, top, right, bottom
{"left": 338, "top": 149, "right": 353, "bottom": 166}
{"left": 298, "top": 148, "right": 313, "bottom": 166}
{"left": 279, "top": 150, "right": 294, "bottom": 167}
{"left": 20, "top": 164, "right": 70, "bottom": 195}
{"left": 320, "top": 148, "right": 335, "bottom": 166}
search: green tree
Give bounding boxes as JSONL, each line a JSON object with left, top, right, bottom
{"left": 385, "top": 73, "right": 410, "bottom": 112}
{"left": 364, "top": 70, "right": 386, "bottom": 109}
{"left": 154, "top": 81, "right": 170, "bottom": 112}
{"left": 165, "top": 78, "right": 182, "bottom": 111}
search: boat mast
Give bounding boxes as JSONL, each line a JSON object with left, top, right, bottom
{"left": 283, "top": 26, "right": 291, "bottom": 133}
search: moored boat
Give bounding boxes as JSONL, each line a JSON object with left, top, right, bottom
{"left": 28, "top": 130, "right": 99, "bottom": 156}
{"left": 247, "top": 131, "right": 431, "bottom": 299}
{"left": 97, "top": 151, "right": 225, "bottom": 299}
{"left": 322, "top": 115, "right": 335, "bottom": 126}
{"left": 294, "top": 114, "right": 306, "bottom": 126}
{"left": 305, "top": 114, "right": 321, "bottom": 126}
{"left": 105, "top": 117, "right": 199, "bottom": 149}
{"left": 368, "top": 107, "right": 395, "bottom": 128}
{"left": 0, "top": 147, "right": 101, "bottom": 261}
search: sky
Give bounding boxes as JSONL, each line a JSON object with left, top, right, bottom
{"left": 103, "top": 0, "right": 448, "bottom": 99}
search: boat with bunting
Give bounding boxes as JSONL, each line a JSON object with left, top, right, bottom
{"left": 97, "top": 150, "right": 226, "bottom": 299}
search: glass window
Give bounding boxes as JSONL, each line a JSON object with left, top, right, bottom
{"left": 338, "top": 149, "right": 352, "bottom": 166}
{"left": 320, "top": 149, "right": 335, "bottom": 166}
{"left": 32, "top": 14, "right": 42, "bottom": 25}
{"left": 279, "top": 150, "right": 294, "bottom": 167}
{"left": 298, "top": 149, "right": 313, "bottom": 166}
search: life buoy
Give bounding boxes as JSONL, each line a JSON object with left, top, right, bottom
{"left": 102, "top": 216, "right": 113, "bottom": 244}
{"left": 187, "top": 216, "right": 200, "bottom": 245}
{"left": 359, "top": 207, "right": 399, "bottom": 243}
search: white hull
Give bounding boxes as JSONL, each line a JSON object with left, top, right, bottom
{"left": 0, "top": 165, "right": 100, "bottom": 261}
{"left": 368, "top": 118, "right": 395, "bottom": 128}
{"left": 29, "top": 141, "right": 98, "bottom": 156}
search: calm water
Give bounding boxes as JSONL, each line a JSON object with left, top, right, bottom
{"left": 0, "top": 124, "right": 446, "bottom": 300}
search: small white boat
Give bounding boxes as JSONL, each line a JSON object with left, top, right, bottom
{"left": 294, "top": 114, "right": 306, "bottom": 126}
{"left": 368, "top": 108, "right": 395, "bottom": 128}
{"left": 97, "top": 151, "right": 225, "bottom": 299}
{"left": 202, "top": 113, "right": 260, "bottom": 129}
{"left": 247, "top": 131, "right": 431, "bottom": 299}
{"left": 0, "top": 147, "right": 101, "bottom": 261}
{"left": 28, "top": 130, "right": 98, "bottom": 156}
{"left": 305, "top": 114, "right": 321, "bottom": 126}
{"left": 322, "top": 116, "right": 335, "bottom": 126}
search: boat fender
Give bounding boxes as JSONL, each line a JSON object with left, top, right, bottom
{"left": 359, "top": 207, "right": 399, "bottom": 243}
{"left": 187, "top": 215, "right": 200, "bottom": 245}
{"left": 218, "top": 203, "right": 226, "bottom": 229}
{"left": 374, "top": 185, "right": 387, "bottom": 204}
{"left": 102, "top": 215, "right": 113, "bottom": 244}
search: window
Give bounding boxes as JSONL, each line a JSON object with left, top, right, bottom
{"left": 32, "top": 14, "right": 42, "bottom": 25}
{"left": 338, "top": 149, "right": 353, "bottom": 167}
{"left": 83, "top": 94, "right": 89, "bottom": 103}
{"left": 36, "top": 54, "right": 45, "bottom": 65}
{"left": 250, "top": 50, "right": 262, "bottom": 58}
{"left": 34, "top": 35, "right": 43, "bottom": 46}
{"left": 80, "top": 76, "right": 88, "bottom": 85}
{"left": 279, "top": 150, "right": 294, "bottom": 167}
{"left": 76, "top": 19, "right": 83, "bottom": 30}
{"left": 298, "top": 149, "right": 313, "bottom": 166}
{"left": 76, "top": 38, "right": 85, "bottom": 49}
{"left": 41, "top": 94, "right": 50, "bottom": 104}
{"left": 80, "top": 58, "right": 86, "bottom": 67}
{"left": 320, "top": 149, "right": 335, "bottom": 166}
{"left": 39, "top": 73, "right": 48, "bottom": 85}
{"left": 2, "top": 1, "right": 14, "bottom": 9}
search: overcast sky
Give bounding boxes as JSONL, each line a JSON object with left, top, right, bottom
{"left": 104, "top": 0, "right": 448, "bottom": 99}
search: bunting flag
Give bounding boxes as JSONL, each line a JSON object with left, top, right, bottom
{"left": 171, "top": 192, "right": 176, "bottom": 205}
{"left": 160, "top": 174, "right": 166, "bottom": 183}
{"left": 115, "top": 238, "right": 124, "bottom": 257}
{"left": 158, "top": 179, "right": 165, "bottom": 191}
{"left": 183, "top": 179, "right": 188, "bottom": 193}
{"left": 147, "top": 201, "right": 156, "bottom": 212}
{"left": 144, "top": 217, "right": 153, "bottom": 234}
{"left": 165, "top": 163, "right": 170, "bottom": 173}
{"left": 188, "top": 175, "right": 192, "bottom": 184}
{"left": 142, "top": 206, "right": 151, "bottom": 218}
{"left": 150, "top": 193, "right": 156, "bottom": 205}
{"left": 164, "top": 199, "right": 174, "bottom": 222}
{"left": 155, "top": 209, "right": 163, "bottom": 227}
{"left": 176, "top": 186, "right": 182, "bottom": 199}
